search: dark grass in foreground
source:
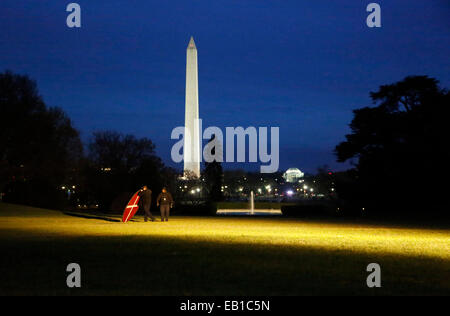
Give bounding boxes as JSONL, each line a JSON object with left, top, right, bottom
{"left": 0, "top": 203, "right": 449, "bottom": 295}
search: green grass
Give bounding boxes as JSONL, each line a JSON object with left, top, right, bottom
{"left": 0, "top": 202, "right": 449, "bottom": 295}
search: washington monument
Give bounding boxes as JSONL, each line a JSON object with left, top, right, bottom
{"left": 183, "top": 36, "right": 201, "bottom": 178}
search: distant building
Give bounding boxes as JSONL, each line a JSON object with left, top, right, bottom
{"left": 283, "top": 168, "right": 304, "bottom": 183}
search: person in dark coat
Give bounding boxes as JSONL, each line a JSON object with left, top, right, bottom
{"left": 156, "top": 187, "right": 174, "bottom": 222}
{"left": 138, "top": 186, "right": 154, "bottom": 222}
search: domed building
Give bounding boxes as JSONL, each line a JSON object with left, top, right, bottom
{"left": 283, "top": 168, "right": 304, "bottom": 183}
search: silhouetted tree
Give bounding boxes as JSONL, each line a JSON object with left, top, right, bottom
{"left": 314, "top": 165, "right": 335, "bottom": 198}
{"left": 335, "top": 76, "right": 450, "bottom": 217}
{"left": 86, "top": 131, "right": 168, "bottom": 211}
{"left": 0, "top": 71, "right": 82, "bottom": 208}
{"left": 203, "top": 135, "right": 223, "bottom": 202}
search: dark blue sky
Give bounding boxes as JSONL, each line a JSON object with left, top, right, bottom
{"left": 1, "top": 1, "right": 449, "bottom": 173}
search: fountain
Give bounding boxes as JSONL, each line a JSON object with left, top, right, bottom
{"left": 216, "top": 190, "right": 282, "bottom": 216}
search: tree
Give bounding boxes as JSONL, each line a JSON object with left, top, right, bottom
{"left": 203, "top": 135, "right": 223, "bottom": 203}
{"left": 335, "top": 76, "right": 450, "bottom": 216}
{"left": 0, "top": 71, "right": 82, "bottom": 208}
{"left": 87, "top": 131, "right": 167, "bottom": 211}
{"left": 314, "top": 165, "right": 335, "bottom": 197}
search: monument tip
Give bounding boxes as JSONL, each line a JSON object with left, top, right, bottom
{"left": 188, "top": 36, "right": 196, "bottom": 49}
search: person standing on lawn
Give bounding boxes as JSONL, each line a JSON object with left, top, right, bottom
{"left": 156, "top": 187, "right": 174, "bottom": 222}
{"left": 138, "top": 186, "right": 155, "bottom": 222}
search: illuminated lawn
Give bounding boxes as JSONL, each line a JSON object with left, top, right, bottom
{"left": 0, "top": 203, "right": 449, "bottom": 295}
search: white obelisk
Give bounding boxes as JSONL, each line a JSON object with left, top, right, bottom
{"left": 183, "top": 36, "right": 201, "bottom": 178}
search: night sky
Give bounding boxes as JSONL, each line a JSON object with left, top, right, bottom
{"left": 1, "top": 1, "right": 449, "bottom": 173}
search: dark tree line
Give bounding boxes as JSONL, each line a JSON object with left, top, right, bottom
{"left": 84, "top": 131, "right": 176, "bottom": 211}
{"left": 335, "top": 76, "right": 450, "bottom": 217}
{"left": 0, "top": 71, "right": 82, "bottom": 207}
{"left": 0, "top": 71, "right": 175, "bottom": 210}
